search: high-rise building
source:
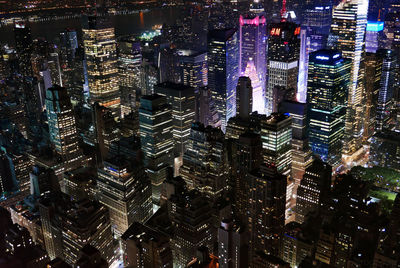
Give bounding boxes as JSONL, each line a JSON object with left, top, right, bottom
{"left": 295, "top": 159, "right": 331, "bottom": 224}
{"left": 45, "top": 85, "right": 83, "bottom": 168}
{"left": 365, "top": 21, "right": 385, "bottom": 53}
{"left": 177, "top": 49, "right": 208, "bottom": 89}
{"left": 39, "top": 195, "right": 114, "bottom": 265}
{"left": 267, "top": 21, "right": 300, "bottom": 115}
{"left": 139, "top": 94, "right": 174, "bottom": 205}
{"left": 168, "top": 189, "right": 214, "bottom": 267}
{"left": 154, "top": 82, "right": 196, "bottom": 159}
{"left": 180, "top": 123, "right": 227, "bottom": 199}
{"left": 218, "top": 219, "right": 249, "bottom": 268}
{"left": 376, "top": 49, "right": 396, "bottom": 132}
{"left": 121, "top": 222, "right": 173, "bottom": 268}
{"left": 363, "top": 52, "right": 382, "bottom": 140}
{"left": 328, "top": 0, "right": 369, "bottom": 163}
{"left": 307, "top": 50, "right": 351, "bottom": 166}
{"left": 278, "top": 100, "right": 313, "bottom": 195}
{"left": 297, "top": 4, "right": 332, "bottom": 102}
{"left": 239, "top": 11, "right": 267, "bottom": 114}
{"left": 59, "top": 29, "right": 79, "bottom": 68}
{"left": 260, "top": 113, "right": 292, "bottom": 177}
{"left": 235, "top": 76, "right": 253, "bottom": 119}
{"left": 118, "top": 38, "right": 142, "bottom": 116}
{"left": 14, "top": 21, "right": 33, "bottom": 77}
{"left": 246, "top": 166, "right": 286, "bottom": 257}
{"left": 97, "top": 155, "right": 153, "bottom": 236}
{"left": 82, "top": 15, "right": 120, "bottom": 117}
{"left": 208, "top": 28, "right": 240, "bottom": 132}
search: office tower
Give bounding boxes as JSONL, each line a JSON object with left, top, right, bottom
{"left": 363, "top": 52, "right": 382, "bottom": 140}
{"left": 154, "top": 82, "right": 196, "bottom": 159}
{"left": 208, "top": 28, "right": 240, "bottom": 132}
{"left": 177, "top": 49, "right": 208, "bottom": 89}
{"left": 239, "top": 11, "right": 267, "bottom": 113}
{"left": 118, "top": 38, "right": 142, "bottom": 116}
{"left": 236, "top": 77, "right": 253, "bottom": 119}
{"left": 328, "top": 0, "right": 369, "bottom": 163}
{"left": 140, "top": 62, "right": 159, "bottom": 96}
{"left": 0, "top": 152, "right": 19, "bottom": 194}
{"left": 297, "top": 4, "right": 332, "bottom": 102}
{"left": 29, "top": 166, "right": 60, "bottom": 198}
{"left": 376, "top": 49, "right": 396, "bottom": 132}
{"left": 295, "top": 159, "right": 332, "bottom": 224}
{"left": 48, "top": 53, "right": 63, "bottom": 86}
{"left": 82, "top": 15, "right": 120, "bottom": 117}
{"left": 232, "top": 132, "right": 262, "bottom": 221}
{"left": 4, "top": 224, "right": 33, "bottom": 254}
{"left": 45, "top": 85, "right": 83, "bottom": 168}
{"left": 365, "top": 21, "right": 385, "bottom": 53}
{"left": 260, "top": 113, "right": 292, "bottom": 177}
{"left": 60, "top": 29, "right": 78, "bottom": 67}
{"left": 64, "top": 167, "right": 97, "bottom": 201}
{"left": 92, "top": 103, "right": 120, "bottom": 163}
{"left": 247, "top": 166, "right": 286, "bottom": 257}
{"left": 139, "top": 94, "right": 174, "bottom": 205}
{"left": 167, "top": 189, "right": 214, "bottom": 267}
{"left": 121, "top": 222, "right": 173, "bottom": 268}
{"left": 0, "top": 101, "right": 28, "bottom": 139}
{"left": 97, "top": 155, "right": 152, "bottom": 236}
{"left": 39, "top": 195, "right": 114, "bottom": 265}
{"left": 196, "top": 86, "right": 218, "bottom": 127}
{"left": 218, "top": 219, "right": 249, "bottom": 268}
{"left": 267, "top": 21, "right": 300, "bottom": 114}
{"left": 279, "top": 100, "right": 313, "bottom": 193}
{"left": 180, "top": 123, "right": 227, "bottom": 199}
{"left": 307, "top": 50, "right": 351, "bottom": 166}
{"left": 14, "top": 21, "right": 33, "bottom": 77}
{"left": 282, "top": 222, "right": 314, "bottom": 268}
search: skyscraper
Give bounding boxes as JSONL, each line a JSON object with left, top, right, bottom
{"left": 247, "top": 166, "right": 286, "bottom": 257}
{"left": 267, "top": 21, "right": 301, "bottom": 114}
{"left": 295, "top": 159, "right": 332, "bottom": 223}
{"left": 236, "top": 76, "right": 253, "bottom": 119}
{"left": 328, "top": 0, "right": 369, "bottom": 163}
{"left": 154, "top": 82, "right": 196, "bottom": 160}
{"left": 82, "top": 15, "right": 120, "bottom": 117}
{"left": 376, "top": 49, "right": 396, "bottom": 132}
{"left": 363, "top": 52, "right": 382, "bottom": 140}
{"left": 208, "top": 28, "right": 240, "bottom": 132}
{"left": 307, "top": 50, "right": 351, "bottom": 166}
{"left": 180, "top": 123, "right": 227, "bottom": 199}
{"left": 260, "top": 113, "right": 292, "bottom": 177}
{"left": 365, "top": 21, "right": 385, "bottom": 53}
{"left": 139, "top": 94, "right": 174, "bottom": 205}
{"left": 118, "top": 38, "right": 142, "bottom": 116}
{"left": 97, "top": 155, "right": 153, "bottom": 236}
{"left": 278, "top": 100, "right": 313, "bottom": 195}
{"left": 218, "top": 219, "right": 249, "bottom": 268}
{"left": 297, "top": 4, "right": 332, "bottom": 102}
{"left": 239, "top": 10, "right": 267, "bottom": 113}
{"left": 45, "top": 85, "right": 83, "bottom": 168}
{"left": 177, "top": 49, "right": 208, "bottom": 89}
{"left": 14, "top": 21, "right": 33, "bottom": 77}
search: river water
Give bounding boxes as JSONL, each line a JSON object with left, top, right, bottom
{"left": 0, "top": 7, "right": 184, "bottom": 45}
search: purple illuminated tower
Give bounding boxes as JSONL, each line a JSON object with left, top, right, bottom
{"left": 239, "top": 2, "right": 267, "bottom": 114}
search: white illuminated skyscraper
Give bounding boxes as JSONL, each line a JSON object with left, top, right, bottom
{"left": 328, "top": 0, "right": 369, "bottom": 163}
{"left": 82, "top": 15, "right": 120, "bottom": 117}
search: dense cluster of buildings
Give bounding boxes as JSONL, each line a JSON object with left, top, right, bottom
{"left": 0, "top": 0, "right": 400, "bottom": 267}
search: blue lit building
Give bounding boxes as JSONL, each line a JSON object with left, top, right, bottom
{"left": 366, "top": 21, "right": 385, "bottom": 53}
{"left": 298, "top": 4, "right": 332, "bottom": 103}
{"left": 307, "top": 50, "right": 351, "bottom": 166}
{"left": 208, "top": 28, "right": 240, "bottom": 132}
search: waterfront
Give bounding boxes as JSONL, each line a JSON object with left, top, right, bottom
{"left": 0, "top": 7, "right": 183, "bottom": 45}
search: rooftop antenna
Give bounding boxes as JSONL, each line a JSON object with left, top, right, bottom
{"left": 280, "top": 0, "right": 287, "bottom": 22}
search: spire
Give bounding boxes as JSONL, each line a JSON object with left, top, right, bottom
{"left": 280, "top": 0, "right": 287, "bottom": 22}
